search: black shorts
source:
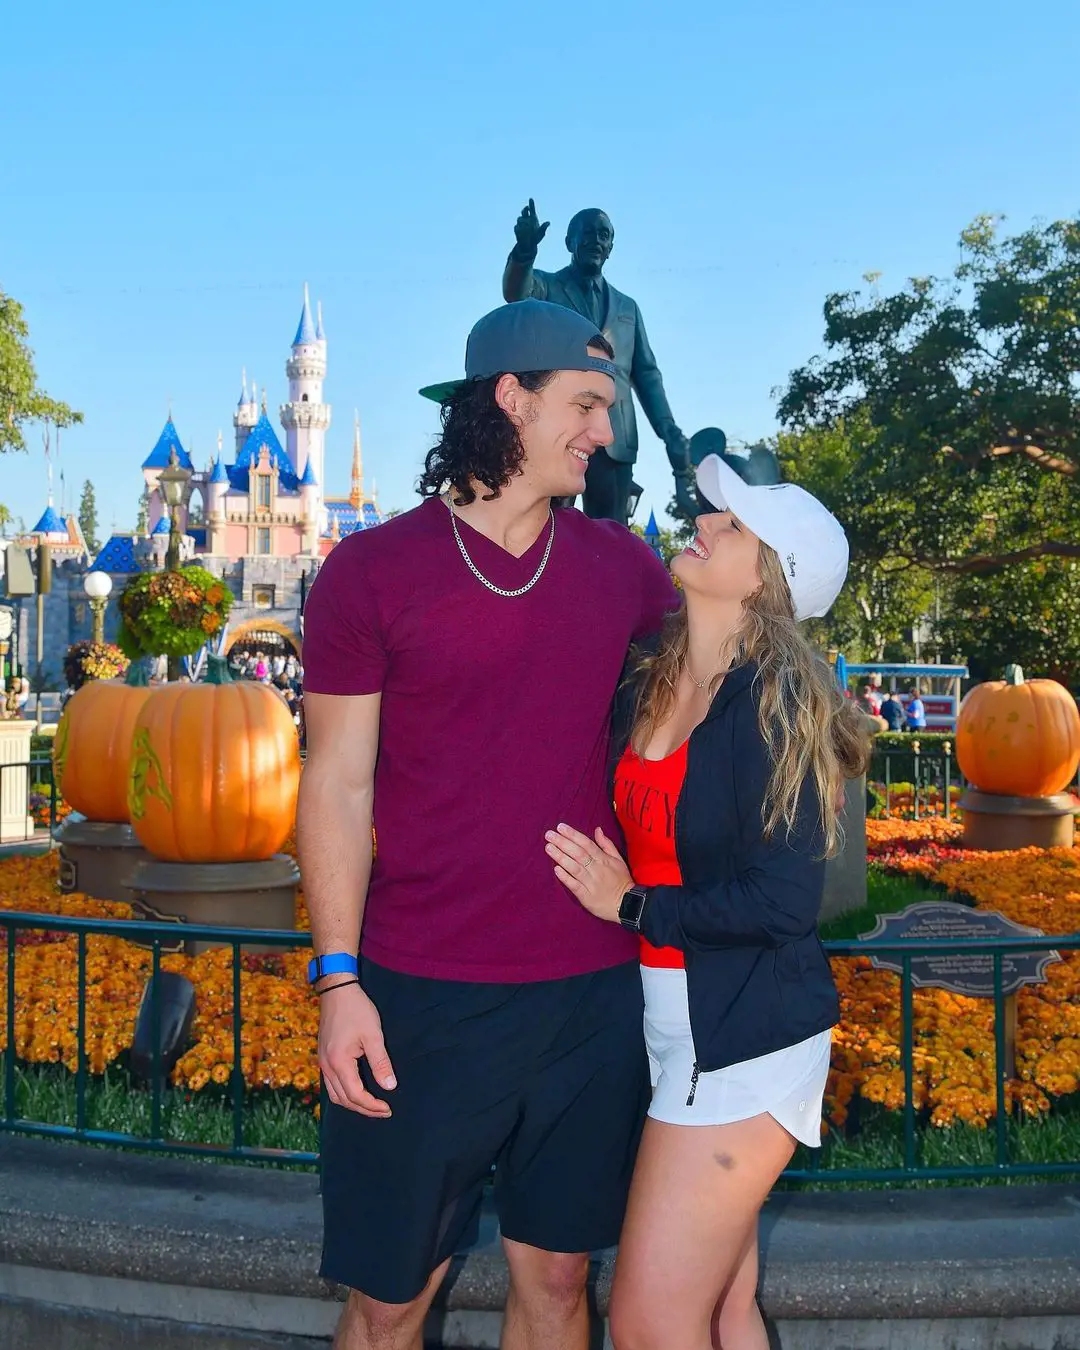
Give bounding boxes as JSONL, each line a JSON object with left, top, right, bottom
{"left": 319, "top": 957, "right": 649, "bottom": 1305}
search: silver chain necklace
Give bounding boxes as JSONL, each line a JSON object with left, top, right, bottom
{"left": 445, "top": 496, "right": 555, "bottom": 598}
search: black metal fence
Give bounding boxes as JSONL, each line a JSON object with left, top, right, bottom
{"left": 2, "top": 910, "right": 1078, "bottom": 1182}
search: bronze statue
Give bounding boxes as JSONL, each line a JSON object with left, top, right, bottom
{"left": 3, "top": 680, "right": 20, "bottom": 720}
{"left": 502, "top": 201, "right": 697, "bottom": 525}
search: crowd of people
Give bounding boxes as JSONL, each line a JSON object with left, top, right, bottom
{"left": 852, "top": 677, "right": 928, "bottom": 732}
{"left": 228, "top": 647, "right": 306, "bottom": 742}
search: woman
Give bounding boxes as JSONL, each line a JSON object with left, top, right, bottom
{"left": 546, "top": 454, "right": 869, "bottom": 1350}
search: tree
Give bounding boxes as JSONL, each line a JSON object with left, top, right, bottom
{"left": 774, "top": 422, "right": 936, "bottom": 660}
{"left": 136, "top": 485, "right": 150, "bottom": 536}
{"left": 0, "top": 288, "right": 82, "bottom": 454}
{"left": 78, "top": 480, "right": 100, "bottom": 555}
{"left": 0, "top": 503, "right": 11, "bottom": 535}
{"left": 778, "top": 215, "right": 1080, "bottom": 576}
{"left": 933, "top": 561, "right": 1080, "bottom": 687}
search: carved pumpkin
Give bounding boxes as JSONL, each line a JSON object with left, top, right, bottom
{"left": 957, "top": 664, "right": 1080, "bottom": 797}
{"left": 127, "top": 655, "right": 301, "bottom": 862}
{"left": 53, "top": 665, "right": 152, "bottom": 822}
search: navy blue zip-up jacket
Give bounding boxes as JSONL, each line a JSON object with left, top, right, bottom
{"left": 611, "top": 652, "right": 840, "bottom": 1072}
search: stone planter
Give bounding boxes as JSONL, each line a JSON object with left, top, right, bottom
{"left": 959, "top": 789, "right": 1075, "bottom": 851}
{"left": 127, "top": 854, "right": 301, "bottom": 955}
{"left": 0, "top": 719, "right": 36, "bottom": 843}
{"left": 820, "top": 771, "right": 868, "bottom": 924}
{"left": 54, "top": 817, "right": 154, "bottom": 902}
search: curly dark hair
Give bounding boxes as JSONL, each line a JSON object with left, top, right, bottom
{"left": 418, "top": 335, "right": 616, "bottom": 505}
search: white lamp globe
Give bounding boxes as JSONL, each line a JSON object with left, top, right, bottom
{"left": 84, "top": 571, "right": 113, "bottom": 601}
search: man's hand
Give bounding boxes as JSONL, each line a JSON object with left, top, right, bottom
{"left": 318, "top": 982, "right": 397, "bottom": 1118}
{"left": 513, "top": 199, "right": 549, "bottom": 255}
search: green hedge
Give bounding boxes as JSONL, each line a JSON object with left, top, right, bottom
{"left": 872, "top": 732, "right": 956, "bottom": 751}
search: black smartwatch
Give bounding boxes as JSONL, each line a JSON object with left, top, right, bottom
{"left": 618, "top": 884, "right": 649, "bottom": 933}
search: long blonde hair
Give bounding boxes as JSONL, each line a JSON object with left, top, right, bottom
{"left": 631, "top": 543, "right": 871, "bottom": 857}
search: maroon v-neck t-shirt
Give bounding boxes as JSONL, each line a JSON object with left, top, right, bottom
{"left": 302, "top": 496, "right": 677, "bottom": 983}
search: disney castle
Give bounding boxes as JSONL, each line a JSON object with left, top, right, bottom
{"left": 15, "top": 288, "right": 384, "bottom": 676}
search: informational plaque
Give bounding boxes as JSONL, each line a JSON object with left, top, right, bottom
{"left": 859, "top": 901, "right": 1060, "bottom": 997}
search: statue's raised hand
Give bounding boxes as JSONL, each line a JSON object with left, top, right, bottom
{"left": 514, "top": 199, "right": 550, "bottom": 254}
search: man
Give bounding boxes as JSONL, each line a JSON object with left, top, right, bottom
{"left": 298, "top": 299, "right": 677, "bottom": 1350}
{"left": 879, "top": 689, "right": 905, "bottom": 732}
{"left": 906, "top": 684, "right": 927, "bottom": 732}
{"left": 500, "top": 200, "right": 697, "bottom": 525}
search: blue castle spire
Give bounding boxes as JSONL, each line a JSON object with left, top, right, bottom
{"left": 293, "top": 283, "right": 317, "bottom": 345}
{"left": 142, "top": 418, "right": 194, "bottom": 470}
{"left": 33, "top": 503, "right": 65, "bottom": 534}
{"left": 209, "top": 457, "right": 229, "bottom": 484}
{"left": 299, "top": 456, "right": 319, "bottom": 486}
{"left": 643, "top": 509, "right": 664, "bottom": 560}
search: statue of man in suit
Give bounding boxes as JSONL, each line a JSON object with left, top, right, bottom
{"left": 502, "top": 201, "right": 697, "bottom": 525}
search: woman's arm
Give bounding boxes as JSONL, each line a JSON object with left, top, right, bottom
{"left": 640, "top": 711, "right": 826, "bottom": 951}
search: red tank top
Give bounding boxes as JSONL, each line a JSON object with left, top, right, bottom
{"left": 614, "top": 739, "right": 687, "bottom": 969}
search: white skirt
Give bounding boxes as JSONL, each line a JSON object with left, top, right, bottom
{"left": 641, "top": 965, "right": 832, "bottom": 1147}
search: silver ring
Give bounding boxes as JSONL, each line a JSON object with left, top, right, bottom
{"left": 583, "top": 854, "right": 594, "bottom": 868}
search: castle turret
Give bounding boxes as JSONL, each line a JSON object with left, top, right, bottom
{"left": 280, "top": 283, "right": 330, "bottom": 531}
{"left": 234, "top": 367, "right": 258, "bottom": 454}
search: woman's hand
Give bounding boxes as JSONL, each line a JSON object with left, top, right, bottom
{"left": 546, "top": 823, "right": 634, "bottom": 923}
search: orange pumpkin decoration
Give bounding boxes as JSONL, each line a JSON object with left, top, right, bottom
{"left": 127, "top": 655, "right": 300, "bottom": 862}
{"left": 957, "top": 664, "right": 1080, "bottom": 797}
{"left": 53, "top": 665, "right": 153, "bottom": 823}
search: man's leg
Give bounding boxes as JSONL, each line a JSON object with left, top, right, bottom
{"left": 500, "top": 1240, "right": 590, "bottom": 1350}
{"left": 334, "top": 1259, "right": 451, "bottom": 1350}
{"left": 582, "top": 450, "right": 633, "bottom": 525}
{"left": 496, "top": 961, "right": 649, "bottom": 1350}
{"left": 321, "top": 962, "right": 525, "bottom": 1347}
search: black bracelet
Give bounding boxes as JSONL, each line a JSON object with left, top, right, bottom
{"left": 316, "top": 978, "right": 361, "bottom": 997}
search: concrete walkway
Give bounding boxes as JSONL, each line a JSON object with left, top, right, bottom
{"left": 1, "top": 1137, "right": 1079, "bottom": 1348}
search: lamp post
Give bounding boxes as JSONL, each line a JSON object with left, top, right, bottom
{"left": 83, "top": 570, "right": 113, "bottom": 645}
{"left": 626, "top": 480, "right": 644, "bottom": 524}
{"left": 156, "top": 448, "right": 192, "bottom": 681}
{"left": 157, "top": 448, "right": 192, "bottom": 574}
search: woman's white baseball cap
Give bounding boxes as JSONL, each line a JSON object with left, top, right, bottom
{"left": 695, "top": 454, "right": 849, "bottom": 620}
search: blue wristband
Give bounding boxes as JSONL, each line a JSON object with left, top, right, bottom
{"left": 307, "top": 952, "right": 359, "bottom": 985}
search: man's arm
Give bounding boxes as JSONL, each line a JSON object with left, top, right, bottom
{"left": 502, "top": 198, "right": 550, "bottom": 302}
{"left": 297, "top": 690, "right": 396, "bottom": 1118}
{"left": 629, "top": 303, "right": 686, "bottom": 468}
{"left": 629, "top": 303, "right": 697, "bottom": 519}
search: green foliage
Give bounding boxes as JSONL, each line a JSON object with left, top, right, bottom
{"left": 117, "top": 566, "right": 233, "bottom": 661}
{"left": 778, "top": 215, "right": 1080, "bottom": 576}
{"left": 871, "top": 732, "right": 955, "bottom": 751}
{"left": 0, "top": 288, "right": 82, "bottom": 454}
{"left": 78, "top": 480, "right": 99, "bottom": 555}
{"left": 136, "top": 485, "right": 150, "bottom": 536}
{"left": 776, "top": 422, "right": 936, "bottom": 659}
{"left": 933, "top": 559, "right": 1080, "bottom": 687}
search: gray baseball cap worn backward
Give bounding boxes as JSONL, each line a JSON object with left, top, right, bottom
{"left": 419, "top": 300, "right": 617, "bottom": 404}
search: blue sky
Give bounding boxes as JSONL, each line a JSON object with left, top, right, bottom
{"left": 3, "top": 0, "right": 1078, "bottom": 541}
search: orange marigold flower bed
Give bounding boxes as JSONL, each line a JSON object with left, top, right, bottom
{"left": 826, "top": 834, "right": 1080, "bottom": 1131}
{"left": 2, "top": 822, "right": 1079, "bottom": 1135}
